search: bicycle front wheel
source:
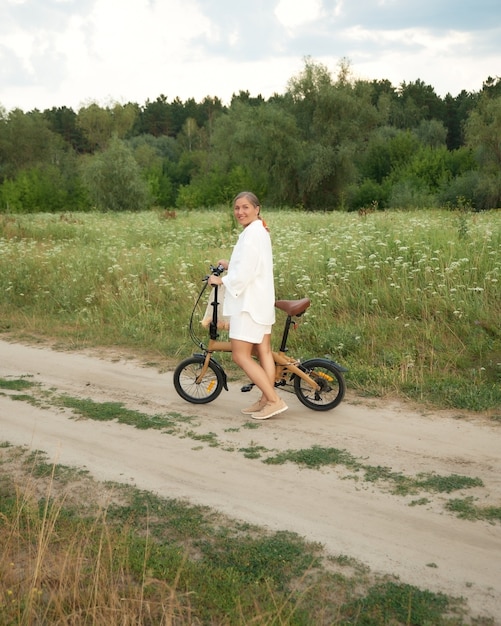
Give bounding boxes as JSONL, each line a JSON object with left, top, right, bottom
{"left": 293, "top": 358, "right": 345, "bottom": 411}
{"left": 173, "top": 355, "right": 224, "bottom": 404}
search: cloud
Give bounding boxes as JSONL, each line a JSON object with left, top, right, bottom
{"left": 0, "top": 0, "right": 500, "bottom": 112}
{"left": 274, "top": 0, "right": 324, "bottom": 32}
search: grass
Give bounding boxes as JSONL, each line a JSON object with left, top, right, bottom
{"left": 59, "top": 395, "right": 193, "bottom": 432}
{"left": 445, "top": 497, "right": 501, "bottom": 523}
{"left": 0, "top": 208, "right": 500, "bottom": 413}
{"left": 0, "top": 444, "right": 480, "bottom": 625}
{"left": 0, "top": 376, "right": 34, "bottom": 391}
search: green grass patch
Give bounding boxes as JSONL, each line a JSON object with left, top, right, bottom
{"left": 59, "top": 395, "right": 194, "bottom": 432}
{"left": 184, "top": 430, "right": 219, "bottom": 446}
{"left": 239, "top": 445, "right": 268, "bottom": 459}
{"left": 409, "top": 497, "right": 431, "bottom": 507}
{"left": 9, "top": 393, "right": 36, "bottom": 402}
{"left": 414, "top": 473, "right": 484, "bottom": 493}
{"left": 264, "top": 446, "right": 486, "bottom": 500}
{"left": 364, "top": 467, "right": 484, "bottom": 496}
{"left": 0, "top": 376, "right": 35, "bottom": 391}
{"left": 264, "top": 445, "right": 359, "bottom": 469}
{"left": 446, "top": 497, "right": 501, "bottom": 523}
{"left": 342, "top": 581, "right": 460, "bottom": 626}
{"left": 23, "top": 450, "right": 89, "bottom": 482}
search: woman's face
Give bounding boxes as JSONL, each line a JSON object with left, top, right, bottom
{"left": 233, "top": 196, "right": 260, "bottom": 228}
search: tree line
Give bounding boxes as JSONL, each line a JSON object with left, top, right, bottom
{"left": 1, "top": 58, "right": 500, "bottom": 213}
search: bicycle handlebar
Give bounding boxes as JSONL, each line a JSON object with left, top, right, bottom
{"left": 203, "top": 264, "right": 225, "bottom": 281}
{"left": 212, "top": 264, "right": 225, "bottom": 276}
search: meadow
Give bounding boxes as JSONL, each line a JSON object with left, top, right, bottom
{"left": 0, "top": 208, "right": 499, "bottom": 413}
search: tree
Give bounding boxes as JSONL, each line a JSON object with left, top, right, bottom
{"left": 0, "top": 109, "right": 66, "bottom": 180}
{"left": 0, "top": 107, "right": 91, "bottom": 212}
{"left": 111, "top": 102, "right": 139, "bottom": 139}
{"left": 43, "top": 106, "right": 89, "bottom": 153}
{"left": 198, "top": 96, "right": 226, "bottom": 145}
{"left": 76, "top": 103, "right": 114, "bottom": 151}
{"left": 444, "top": 90, "right": 478, "bottom": 150}
{"left": 285, "top": 56, "right": 334, "bottom": 136}
{"left": 465, "top": 93, "right": 501, "bottom": 172}
{"left": 230, "top": 90, "right": 266, "bottom": 108}
{"left": 463, "top": 92, "right": 501, "bottom": 209}
{"left": 128, "top": 134, "right": 180, "bottom": 207}
{"left": 76, "top": 102, "right": 138, "bottom": 151}
{"left": 210, "top": 101, "right": 301, "bottom": 206}
{"left": 178, "top": 118, "right": 202, "bottom": 152}
{"left": 392, "top": 79, "right": 445, "bottom": 129}
{"left": 360, "top": 129, "right": 421, "bottom": 183}
{"left": 138, "top": 95, "right": 173, "bottom": 137}
{"left": 80, "top": 135, "right": 150, "bottom": 211}
{"left": 0, "top": 162, "right": 89, "bottom": 213}
{"left": 285, "top": 59, "right": 383, "bottom": 207}
{"left": 170, "top": 97, "right": 191, "bottom": 136}
{"left": 414, "top": 119, "right": 447, "bottom": 148}
{"left": 481, "top": 76, "right": 501, "bottom": 98}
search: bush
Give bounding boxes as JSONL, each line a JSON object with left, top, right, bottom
{"left": 0, "top": 164, "right": 89, "bottom": 214}
{"left": 388, "top": 178, "right": 438, "bottom": 209}
{"left": 347, "top": 178, "right": 389, "bottom": 211}
{"left": 439, "top": 170, "right": 501, "bottom": 210}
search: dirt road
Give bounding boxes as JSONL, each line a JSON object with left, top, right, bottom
{"left": 1, "top": 338, "right": 500, "bottom": 622}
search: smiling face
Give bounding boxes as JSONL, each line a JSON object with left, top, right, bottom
{"left": 233, "top": 195, "right": 260, "bottom": 228}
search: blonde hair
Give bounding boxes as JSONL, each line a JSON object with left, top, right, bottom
{"left": 233, "top": 191, "right": 260, "bottom": 208}
{"left": 233, "top": 191, "right": 269, "bottom": 232}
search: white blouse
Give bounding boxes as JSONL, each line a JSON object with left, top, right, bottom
{"left": 221, "top": 219, "right": 276, "bottom": 325}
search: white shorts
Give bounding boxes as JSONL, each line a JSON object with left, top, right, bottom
{"left": 229, "top": 311, "right": 271, "bottom": 344}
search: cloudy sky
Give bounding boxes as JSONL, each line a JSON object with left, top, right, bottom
{"left": 1, "top": 0, "right": 500, "bottom": 113}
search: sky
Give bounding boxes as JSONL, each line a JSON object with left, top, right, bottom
{"left": 1, "top": 0, "right": 500, "bottom": 113}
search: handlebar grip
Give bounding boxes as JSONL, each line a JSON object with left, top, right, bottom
{"left": 211, "top": 264, "right": 225, "bottom": 276}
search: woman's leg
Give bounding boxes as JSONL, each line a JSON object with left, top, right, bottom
{"left": 231, "top": 338, "right": 280, "bottom": 403}
{"left": 254, "top": 334, "right": 275, "bottom": 387}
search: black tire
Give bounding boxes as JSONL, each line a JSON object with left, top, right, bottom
{"left": 293, "top": 358, "right": 345, "bottom": 411}
{"left": 173, "top": 355, "right": 224, "bottom": 404}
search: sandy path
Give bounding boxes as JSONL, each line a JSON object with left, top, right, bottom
{"left": 1, "top": 338, "right": 500, "bottom": 622}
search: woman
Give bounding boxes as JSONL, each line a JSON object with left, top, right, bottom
{"left": 208, "top": 191, "right": 287, "bottom": 420}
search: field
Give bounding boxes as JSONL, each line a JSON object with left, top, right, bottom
{"left": 0, "top": 208, "right": 500, "bottom": 412}
{"left": 1, "top": 207, "right": 501, "bottom": 624}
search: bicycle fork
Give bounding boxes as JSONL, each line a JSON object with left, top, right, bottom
{"left": 195, "top": 339, "right": 231, "bottom": 385}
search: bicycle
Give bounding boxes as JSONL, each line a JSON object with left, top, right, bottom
{"left": 173, "top": 264, "right": 347, "bottom": 411}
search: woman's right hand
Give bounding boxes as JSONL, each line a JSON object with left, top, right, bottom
{"left": 217, "top": 259, "right": 229, "bottom": 270}
{"left": 208, "top": 275, "right": 223, "bottom": 286}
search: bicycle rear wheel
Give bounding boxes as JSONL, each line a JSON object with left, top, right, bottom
{"left": 173, "top": 355, "right": 224, "bottom": 404}
{"left": 293, "top": 358, "right": 345, "bottom": 411}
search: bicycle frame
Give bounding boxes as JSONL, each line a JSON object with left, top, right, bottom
{"left": 195, "top": 283, "right": 322, "bottom": 393}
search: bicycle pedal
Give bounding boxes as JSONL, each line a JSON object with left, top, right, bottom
{"left": 241, "top": 383, "right": 254, "bottom": 392}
